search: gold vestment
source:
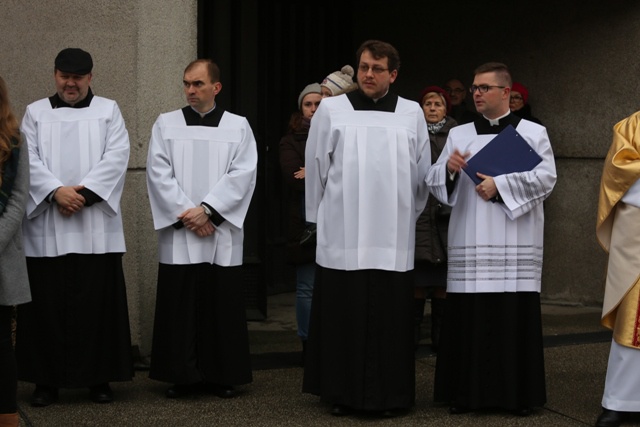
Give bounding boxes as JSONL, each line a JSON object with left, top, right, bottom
{"left": 596, "top": 111, "right": 640, "bottom": 348}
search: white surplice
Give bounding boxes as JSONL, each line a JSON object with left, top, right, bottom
{"left": 21, "top": 96, "right": 130, "bottom": 257}
{"left": 146, "top": 109, "right": 257, "bottom": 266}
{"left": 305, "top": 95, "right": 431, "bottom": 272}
{"left": 427, "top": 119, "right": 557, "bottom": 293}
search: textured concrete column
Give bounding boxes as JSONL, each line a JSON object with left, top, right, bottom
{"left": 0, "top": 0, "right": 198, "bottom": 357}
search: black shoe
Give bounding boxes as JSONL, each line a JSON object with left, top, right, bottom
{"left": 331, "top": 404, "right": 353, "bottom": 417}
{"left": 448, "top": 405, "right": 469, "bottom": 415}
{"left": 89, "top": 383, "right": 113, "bottom": 404}
{"left": 165, "top": 383, "right": 199, "bottom": 399}
{"left": 381, "top": 407, "right": 409, "bottom": 418}
{"left": 514, "top": 407, "right": 532, "bottom": 416}
{"left": 596, "top": 408, "right": 627, "bottom": 427}
{"left": 205, "top": 383, "right": 237, "bottom": 399}
{"left": 31, "top": 385, "right": 59, "bottom": 407}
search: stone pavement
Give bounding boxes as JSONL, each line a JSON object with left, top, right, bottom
{"left": 15, "top": 293, "right": 636, "bottom": 426}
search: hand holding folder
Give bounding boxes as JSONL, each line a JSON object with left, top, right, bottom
{"left": 463, "top": 125, "right": 542, "bottom": 185}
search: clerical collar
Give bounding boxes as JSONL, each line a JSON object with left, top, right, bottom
{"left": 182, "top": 104, "right": 225, "bottom": 127}
{"left": 49, "top": 88, "right": 94, "bottom": 109}
{"left": 483, "top": 110, "right": 511, "bottom": 126}
{"left": 191, "top": 103, "right": 216, "bottom": 117}
{"left": 474, "top": 111, "right": 521, "bottom": 135}
{"left": 347, "top": 89, "right": 398, "bottom": 112}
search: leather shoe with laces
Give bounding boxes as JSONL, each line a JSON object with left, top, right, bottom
{"left": 596, "top": 408, "right": 627, "bottom": 427}
{"left": 31, "top": 385, "right": 59, "bottom": 407}
{"left": 89, "top": 383, "right": 113, "bottom": 404}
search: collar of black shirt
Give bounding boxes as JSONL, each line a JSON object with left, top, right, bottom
{"left": 474, "top": 112, "right": 521, "bottom": 135}
{"left": 347, "top": 89, "right": 398, "bottom": 112}
{"left": 181, "top": 105, "right": 225, "bottom": 126}
{"left": 49, "top": 88, "right": 94, "bottom": 109}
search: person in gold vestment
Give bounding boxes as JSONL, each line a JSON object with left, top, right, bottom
{"left": 595, "top": 111, "right": 640, "bottom": 427}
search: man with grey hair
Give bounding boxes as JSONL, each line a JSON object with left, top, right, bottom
{"left": 18, "top": 47, "right": 133, "bottom": 407}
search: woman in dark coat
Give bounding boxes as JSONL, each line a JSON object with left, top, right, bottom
{"left": 279, "top": 83, "right": 322, "bottom": 353}
{"left": 414, "top": 86, "right": 457, "bottom": 351}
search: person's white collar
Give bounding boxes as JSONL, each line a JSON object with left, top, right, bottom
{"left": 372, "top": 89, "right": 389, "bottom": 103}
{"left": 483, "top": 110, "right": 510, "bottom": 126}
{"left": 192, "top": 103, "right": 216, "bottom": 117}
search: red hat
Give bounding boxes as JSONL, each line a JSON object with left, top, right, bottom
{"left": 511, "top": 82, "right": 529, "bottom": 104}
{"left": 418, "top": 85, "right": 452, "bottom": 115}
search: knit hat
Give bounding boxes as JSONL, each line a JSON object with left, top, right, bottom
{"left": 511, "top": 82, "right": 529, "bottom": 104}
{"left": 297, "top": 83, "right": 322, "bottom": 110}
{"left": 321, "top": 65, "right": 356, "bottom": 96}
{"left": 54, "top": 48, "right": 93, "bottom": 75}
{"left": 418, "top": 85, "right": 452, "bottom": 115}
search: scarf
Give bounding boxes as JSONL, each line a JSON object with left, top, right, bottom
{"left": 0, "top": 139, "right": 20, "bottom": 215}
{"left": 427, "top": 118, "right": 447, "bottom": 134}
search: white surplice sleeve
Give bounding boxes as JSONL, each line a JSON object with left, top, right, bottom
{"left": 201, "top": 116, "right": 258, "bottom": 229}
{"left": 304, "top": 101, "right": 332, "bottom": 224}
{"left": 146, "top": 114, "right": 197, "bottom": 230}
{"left": 493, "top": 123, "right": 557, "bottom": 220}
{"left": 21, "top": 102, "right": 64, "bottom": 219}
{"left": 426, "top": 130, "right": 458, "bottom": 206}
{"left": 79, "top": 101, "right": 130, "bottom": 217}
{"left": 414, "top": 108, "right": 431, "bottom": 217}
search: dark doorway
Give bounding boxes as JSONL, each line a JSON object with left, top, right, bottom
{"left": 198, "top": 0, "right": 355, "bottom": 318}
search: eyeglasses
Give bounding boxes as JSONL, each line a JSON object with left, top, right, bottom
{"left": 469, "top": 85, "right": 506, "bottom": 94}
{"left": 445, "top": 87, "right": 465, "bottom": 94}
{"left": 358, "top": 64, "right": 389, "bottom": 74}
{"left": 510, "top": 95, "right": 524, "bottom": 101}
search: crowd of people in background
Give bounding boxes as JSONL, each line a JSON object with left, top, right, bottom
{"left": 2, "top": 38, "right": 630, "bottom": 427}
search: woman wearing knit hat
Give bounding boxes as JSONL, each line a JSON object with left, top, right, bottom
{"left": 510, "top": 82, "right": 542, "bottom": 125}
{"left": 279, "top": 83, "right": 322, "bottom": 359}
{"left": 320, "top": 65, "right": 358, "bottom": 97}
{"left": 414, "top": 85, "right": 458, "bottom": 353}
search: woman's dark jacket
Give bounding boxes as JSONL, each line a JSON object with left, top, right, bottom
{"left": 279, "top": 130, "right": 316, "bottom": 264}
{"left": 415, "top": 117, "right": 458, "bottom": 264}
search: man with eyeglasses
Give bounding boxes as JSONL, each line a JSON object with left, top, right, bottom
{"left": 444, "top": 78, "right": 477, "bottom": 124}
{"left": 303, "top": 40, "right": 431, "bottom": 418}
{"left": 427, "top": 62, "right": 556, "bottom": 416}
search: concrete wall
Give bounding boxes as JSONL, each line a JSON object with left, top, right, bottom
{"left": 0, "top": 0, "right": 198, "bottom": 356}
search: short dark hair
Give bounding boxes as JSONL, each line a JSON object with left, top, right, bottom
{"left": 474, "top": 62, "right": 512, "bottom": 88}
{"left": 184, "top": 59, "right": 220, "bottom": 83}
{"left": 356, "top": 40, "right": 401, "bottom": 72}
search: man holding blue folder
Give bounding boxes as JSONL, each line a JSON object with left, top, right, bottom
{"left": 427, "top": 62, "right": 557, "bottom": 416}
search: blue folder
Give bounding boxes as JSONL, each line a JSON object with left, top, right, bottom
{"left": 463, "top": 124, "right": 542, "bottom": 186}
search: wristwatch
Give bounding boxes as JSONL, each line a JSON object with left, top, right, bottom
{"left": 200, "top": 203, "right": 212, "bottom": 217}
